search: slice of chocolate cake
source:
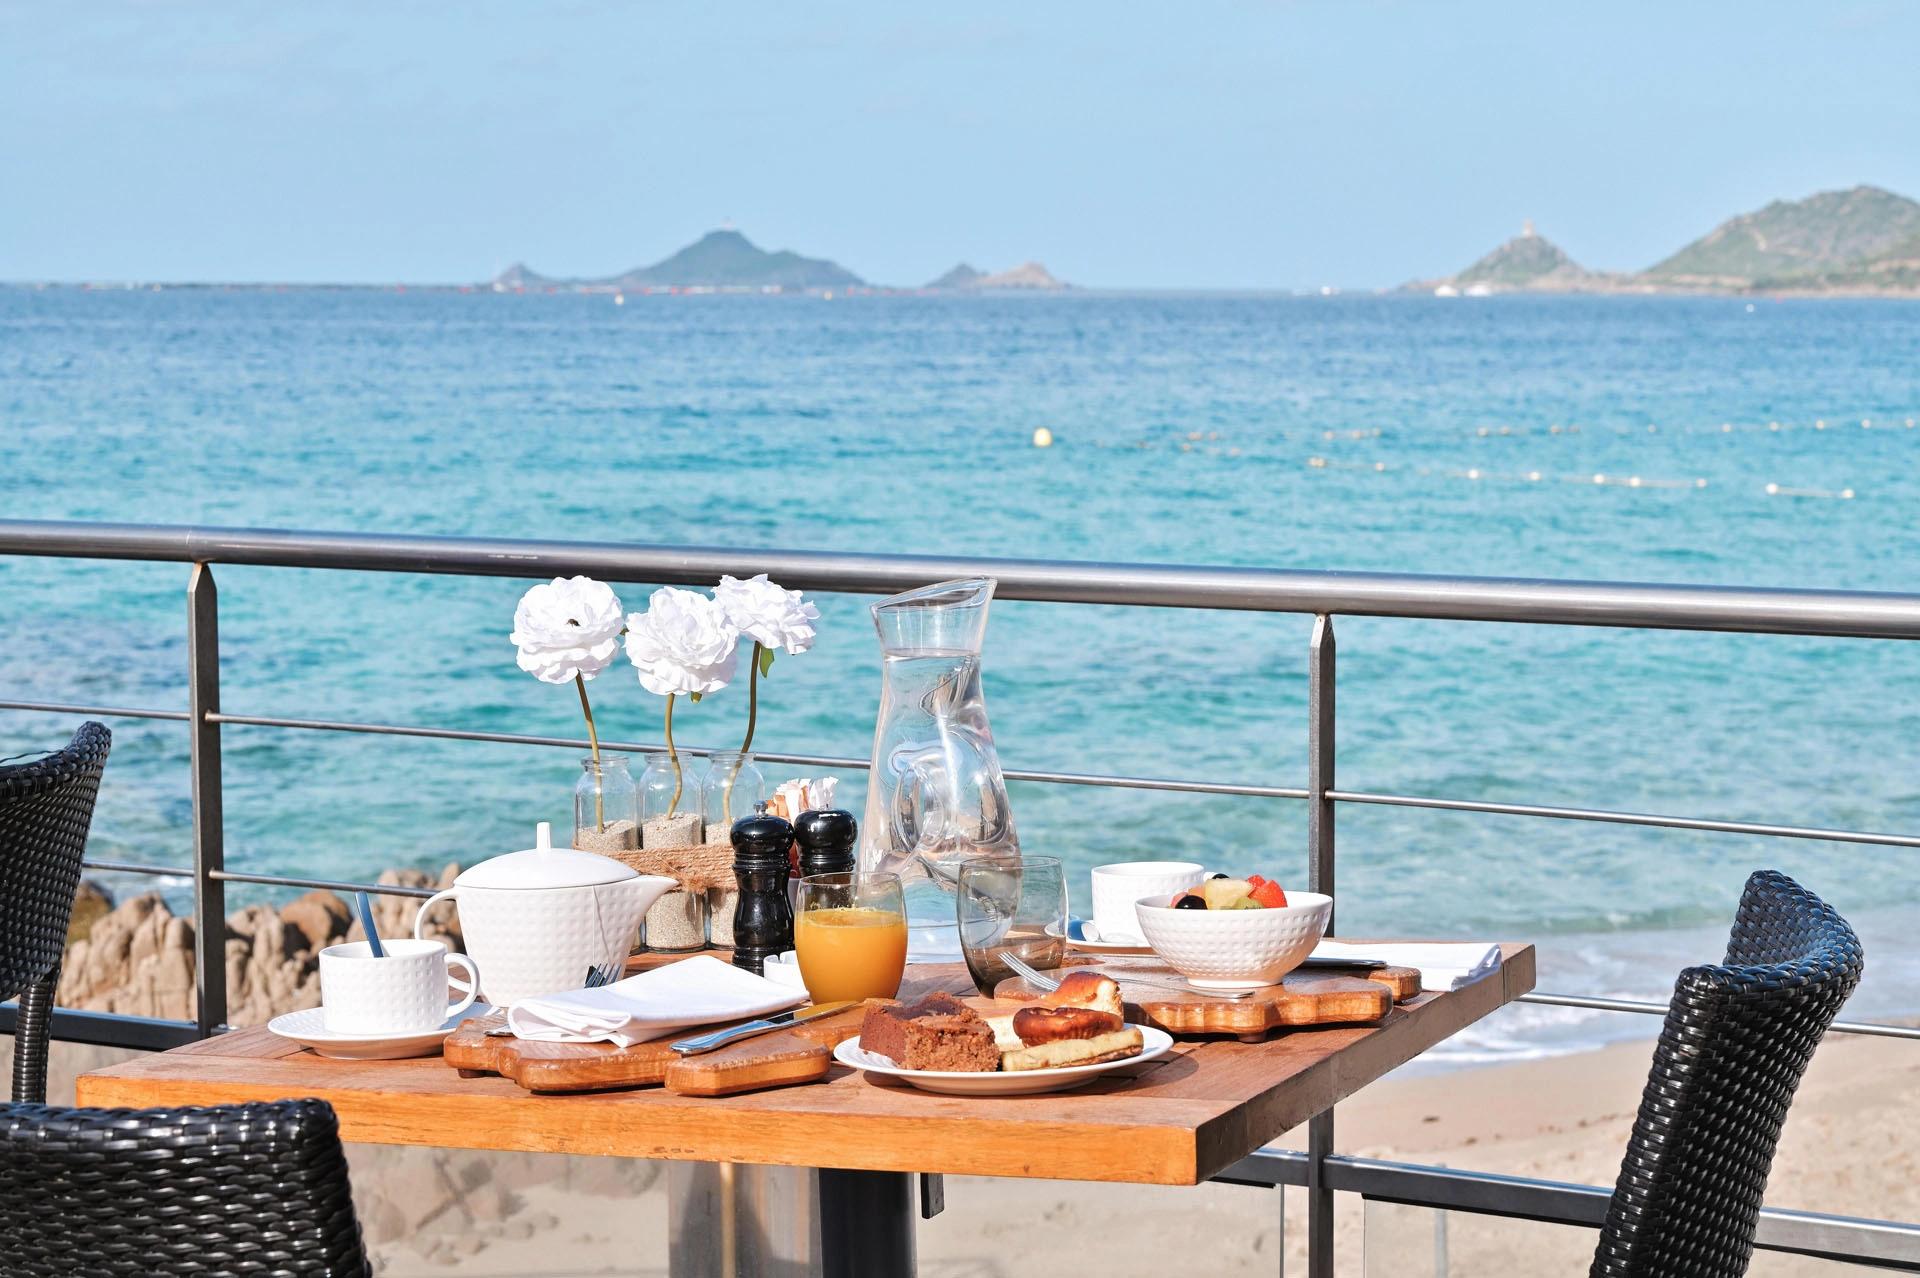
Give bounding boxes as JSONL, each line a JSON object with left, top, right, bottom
{"left": 859, "top": 993, "right": 1000, "bottom": 1072}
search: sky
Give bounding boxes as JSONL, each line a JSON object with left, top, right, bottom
{"left": 5, "top": 2, "right": 1920, "bottom": 289}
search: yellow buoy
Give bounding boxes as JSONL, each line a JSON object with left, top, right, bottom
{"left": 1032, "top": 427, "right": 1054, "bottom": 448}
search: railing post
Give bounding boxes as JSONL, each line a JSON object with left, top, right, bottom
{"left": 188, "top": 563, "right": 227, "bottom": 1038}
{"left": 1306, "top": 614, "right": 1336, "bottom": 1278}
{"left": 1309, "top": 615, "right": 1335, "bottom": 922}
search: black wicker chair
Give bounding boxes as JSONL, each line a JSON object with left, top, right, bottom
{"left": 0, "top": 1098, "right": 371, "bottom": 1276}
{"left": 1590, "top": 869, "right": 1864, "bottom": 1277}
{"left": 1, "top": 721, "right": 112, "bottom": 1104}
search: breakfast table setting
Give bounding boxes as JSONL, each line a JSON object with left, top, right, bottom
{"left": 76, "top": 575, "right": 1536, "bottom": 1276}
{"left": 76, "top": 825, "right": 1533, "bottom": 1276}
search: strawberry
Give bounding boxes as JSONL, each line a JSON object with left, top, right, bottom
{"left": 1249, "top": 879, "right": 1288, "bottom": 909}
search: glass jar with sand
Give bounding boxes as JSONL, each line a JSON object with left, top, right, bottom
{"left": 640, "top": 751, "right": 706, "bottom": 848}
{"left": 700, "top": 751, "right": 766, "bottom": 846}
{"left": 638, "top": 750, "right": 710, "bottom": 951}
{"left": 573, "top": 755, "right": 639, "bottom": 854}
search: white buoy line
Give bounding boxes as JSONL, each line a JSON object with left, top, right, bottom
{"left": 1090, "top": 414, "right": 1917, "bottom": 452}
{"left": 1765, "top": 482, "right": 1856, "bottom": 500}
{"left": 1460, "top": 415, "right": 1916, "bottom": 440}
{"left": 1305, "top": 457, "right": 1858, "bottom": 499}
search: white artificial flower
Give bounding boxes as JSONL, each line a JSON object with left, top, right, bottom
{"left": 625, "top": 587, "right": 740, "bottom": 697}
{"left": 510, "top": 576, "right": 625, "bottom": 684}
{"left": 713, "top": 574, "right": 820, "bottom": 655}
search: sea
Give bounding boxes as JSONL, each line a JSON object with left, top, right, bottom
{"left": 3, "top": 286, "right": 1917, "bottom": 1066}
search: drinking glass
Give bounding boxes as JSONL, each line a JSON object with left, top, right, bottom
{"left": 794, "top": 872, "right": 908, "bottom": 1003}
{"left": 956, "top": 856, "right": 1067, "bottom": 995}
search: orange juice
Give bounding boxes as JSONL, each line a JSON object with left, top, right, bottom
{"left": 795, "top": 906, "right": 908, "bottom": 1002}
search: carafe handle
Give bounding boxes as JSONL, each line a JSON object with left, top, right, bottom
{"left": 888, "top": 734, "right": 1011, "bottom": 862}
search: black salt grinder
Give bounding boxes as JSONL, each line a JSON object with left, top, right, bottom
{"left": 730, "top": 803, "right": 795, "bottom": 976}
{"left": 793, "top": 808, "right": 859, "bottom": 881}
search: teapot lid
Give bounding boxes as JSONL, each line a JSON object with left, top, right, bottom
{"left": 455, "top": 822, "right": 639, "bottom": 890}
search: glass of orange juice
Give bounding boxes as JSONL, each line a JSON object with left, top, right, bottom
{"left": 794, "top": 871, "right": 908, "bottom": 1003}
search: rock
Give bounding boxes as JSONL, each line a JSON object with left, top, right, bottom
{"left": 59, "top": 893, "right": 195, "bottom": 1019}
{"left": 122, "top": 945, "right": 195, "bottom": 1022}
{"left": 67, "top": 880, "right": 113, "bottom": 945}
{"left": 281, "top": 891, "right": 351, "bottom": 952}
{"left": 226, "top": 901, "right": 323, "bottom": 1026}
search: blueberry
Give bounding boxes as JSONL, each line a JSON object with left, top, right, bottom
{"left": 1209, "top": 872, "right": 1229, "bottom": 880}
{"left": 1175, "top": 894, "right": 1207, "bottom": 910}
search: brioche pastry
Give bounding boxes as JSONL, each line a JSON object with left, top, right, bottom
{"left": 1048, "top": 971, "right": 1124, "bottom": 1018}
{"left": 1011, "top": 1005, "right": 1123, "bottom": 1045}
{"left": 991, "top": 978, "right": 1144, "bottom": 1072}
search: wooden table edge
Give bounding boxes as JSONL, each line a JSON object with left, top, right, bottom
{"left": 75, "top": 942, "right": 1536, "bottom": 1188}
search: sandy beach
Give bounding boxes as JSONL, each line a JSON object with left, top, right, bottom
{"left": 16, "top": 1023, "right": 1913, "bottom": 1276}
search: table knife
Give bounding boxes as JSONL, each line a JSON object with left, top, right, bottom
{"left": 670, "top": 1002, "right": 858, "bottom": 1056}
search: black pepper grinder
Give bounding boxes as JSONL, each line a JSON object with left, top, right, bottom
{"left": 730, "top": 803, "right": 795, "bottom": 976}
{"left": 793, "top": 808, "right": 858, "bottom": 881}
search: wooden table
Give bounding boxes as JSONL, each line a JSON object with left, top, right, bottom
{"left": 78, "top": 944, "right": 1534, "bottom": 1275}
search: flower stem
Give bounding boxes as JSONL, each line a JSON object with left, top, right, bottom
{"left": 575, "top": 673, "right": 604, "bottom": 831}
{"left": 722, "top": 642, "right": 763, "bottom": 827}
{"left": 664, "top": 692, "right": 682, "bottom": 817}
{"left": 739, "top": 642, "right": 762, "bottom": 755}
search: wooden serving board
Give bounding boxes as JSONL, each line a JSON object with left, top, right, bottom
{"left": 994, "top": 959, "right": 1420, "bottom": 1042}
{"left": 443, "top": 1005, "right": 869, "bottom": 1096}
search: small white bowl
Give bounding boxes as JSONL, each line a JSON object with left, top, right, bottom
{"left": 1134, "top": 891, "right": 1332, "bottom": 990}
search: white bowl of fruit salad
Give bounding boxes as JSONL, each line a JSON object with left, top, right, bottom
{"left": 1133, "top": 875, "right": 1331, "bottom": 990}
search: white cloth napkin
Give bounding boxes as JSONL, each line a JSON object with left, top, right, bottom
{"left": 505, "top": 955, "right": 807, "bottom": 1047}
{"left": 1310, "top": 940, "right": 1503, "bottom": 992}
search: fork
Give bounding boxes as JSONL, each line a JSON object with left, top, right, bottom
{"left": 1000, "top": 949, "right": 1255, "bottom": 1000}
{"left": 484, "top": 959, "right": 624, "bottom": 1036}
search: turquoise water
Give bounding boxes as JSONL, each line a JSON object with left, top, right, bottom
{"left": 3, "top": 287, "right": 1918, "bottom": 1057}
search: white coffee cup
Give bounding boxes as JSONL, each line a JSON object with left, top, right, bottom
{"left": 319, "top": 938, "right": 480, "bottom": 1036}
{"left": 1090, "top": 861, "right": 1207, "bottom": 944}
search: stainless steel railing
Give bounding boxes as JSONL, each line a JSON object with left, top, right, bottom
{"left": 3, "top": 517, "right": 1918, "bottom": 1272}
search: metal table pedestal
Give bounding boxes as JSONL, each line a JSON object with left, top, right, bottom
{"left": 669, "top": 1162, "right": 917, "bottom": 1277}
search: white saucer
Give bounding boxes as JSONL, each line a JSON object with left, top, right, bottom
{"left": 1066, "top": 934, "right": 1157, "bottom": 957}
{"left": 1055, "top": 919, "right": 1156, "bottom": 957}
{"left": 833, "top": 1026, "right": 1174, "bottom": 1097}
{"left": 268, "top": 1005, "right": 495, "bottom": 1060}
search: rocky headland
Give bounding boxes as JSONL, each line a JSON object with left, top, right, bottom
{"left": 1410, "top": 184, "right": 1920, "bottom": 296}
{"left": 58, "top": 869, "right": 466, "bottom": 1026}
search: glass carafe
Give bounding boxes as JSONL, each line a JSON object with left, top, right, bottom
{"left": 859, "top": 577, "right": 1020, "bottom": 891}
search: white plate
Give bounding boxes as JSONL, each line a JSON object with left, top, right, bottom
{"left": 268, "top": 1005, "right": 495, "bottom": 1060}
{"left": 833, "top": 1025, "right": 1174, "bottom": 1096}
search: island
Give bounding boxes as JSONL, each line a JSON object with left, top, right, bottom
{"left": 492, "top": 229, "right": 863, "bottom": 294}
{"left": 922, "top": 260, "right": 1070, "bottom": 291}
{"left": 1411, "top": 185, "right": 1920, "bottom": 296}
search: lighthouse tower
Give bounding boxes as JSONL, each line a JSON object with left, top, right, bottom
{"left": 1522, "top": 218, "right": 1537, "bottom": 238}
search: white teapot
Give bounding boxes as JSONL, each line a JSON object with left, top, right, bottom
{"left": 414, "top": 822, "right": 677, "bottom": 1007}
